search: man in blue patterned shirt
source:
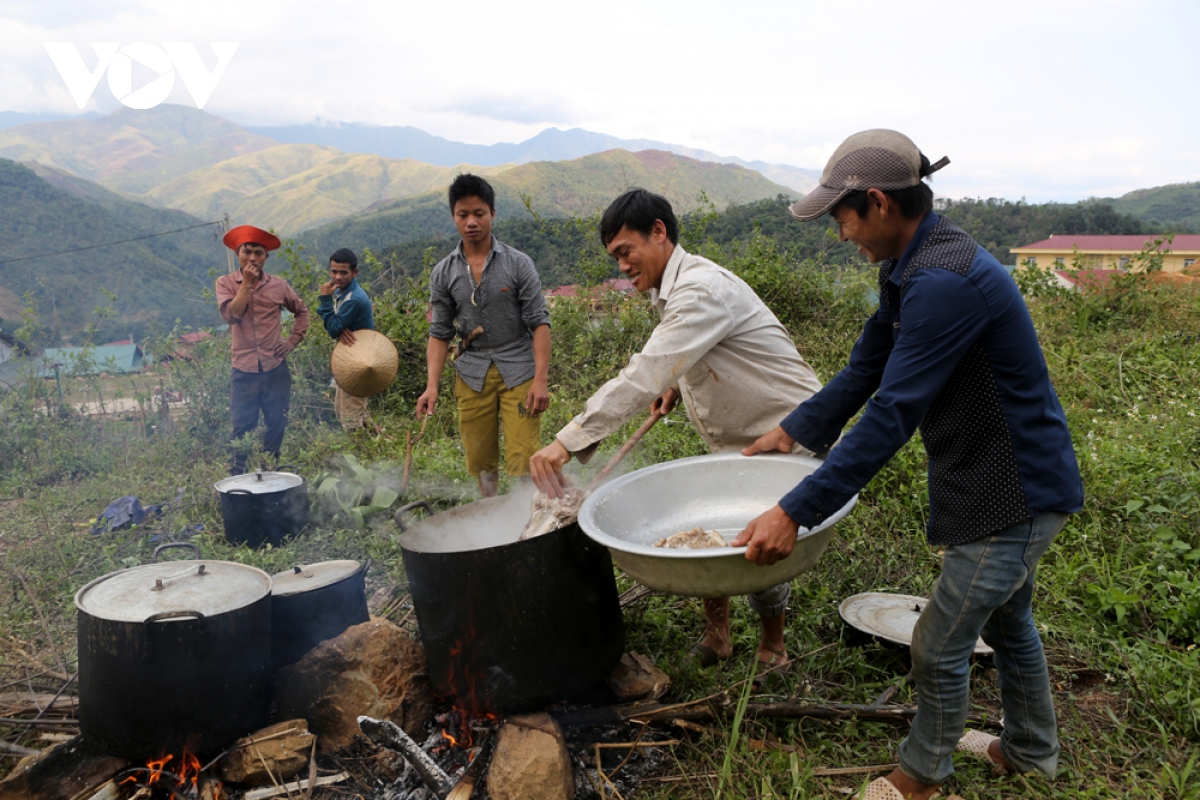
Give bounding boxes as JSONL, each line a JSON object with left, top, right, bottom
{"left": 736, "top": 130, "right": 1083, "bottom": 800}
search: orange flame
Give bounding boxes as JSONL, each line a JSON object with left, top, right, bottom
{"left": 443, "top": 610, "right": 497, "bottom": 715}
{"left": 177, "top": 748, "right": 201, "bottom": 789}
{"left": 147, "top": 754, "right": 173, "bottom": 783}
{"left": 129, "top": 748, "right": 212, "bottom": 795}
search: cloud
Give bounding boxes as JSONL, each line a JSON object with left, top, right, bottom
{"left": 3, "top": 0, "right": 1199, "bottom": 200}
{"left": 424, "top": 93, "right": 578, "bottom": 126}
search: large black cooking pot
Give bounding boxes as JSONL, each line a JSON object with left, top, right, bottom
{"left": 214, "top": 468, "right": 311, "bottom": 548}
{"left": 396, "top": 492, "right": 624, "bottom": 715}
{"left": 270, "top": 560, "right": 371, "bottom": 670}
{"left": 75, "top": 543, "right": 272, "bottom": 760}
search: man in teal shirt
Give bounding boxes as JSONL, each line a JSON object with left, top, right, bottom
{"left": 317, "top": 248, "right": 375, "bottom": 430}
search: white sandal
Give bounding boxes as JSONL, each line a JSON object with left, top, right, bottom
{"left": 957, "top": 729, "right": 1011, "bottom": 772}
{"left": 854, "top": 777, "right": 941, "bottom": 800}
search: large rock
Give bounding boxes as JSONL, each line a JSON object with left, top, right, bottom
{"left": 606, "top": 652, "right": 670, "bottom": 702}
{"left": 487, "top": 713, "right": 573, "bottom": 800}
{"left": 275, "top": 618, "right": 433, "bottom": 754}
{"left": 217, "top": 719, "right": 314, "bottom": 787}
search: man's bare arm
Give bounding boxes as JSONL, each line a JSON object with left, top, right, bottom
{"left": 525, "top": 324, "right": 551, "bottom": 414}
{"left": 416, "top": 337, "right": 451, "bottom": 417}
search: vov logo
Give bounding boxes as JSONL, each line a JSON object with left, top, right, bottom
{"left": 44, "top": 42, "right": 238, "bottom": 110}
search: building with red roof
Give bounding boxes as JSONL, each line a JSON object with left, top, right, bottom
{"left": 544, "top": 278, "right": 635, "bottom": 301}
{"left": 1011, "top": 234, "right": 1200, "bottom": 273}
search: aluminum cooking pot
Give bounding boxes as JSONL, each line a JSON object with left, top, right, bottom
{"left": 396, "top": 492, "right": 624, "bottom": 715}
{"left": 214, "top": 467, "right": 311, "bottom": 548}
{"left": 270, "top": 560, "right": 370, "bottom": 670}
{"left": 579, "top": 452, "right": 858, "bottom": 597}
{"left": 75, "top": 543, "right": 272, "bottom": 760}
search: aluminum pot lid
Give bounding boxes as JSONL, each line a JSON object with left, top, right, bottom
{"left": 838, "top": 592, "right": 994, "bottom": 656}
{"left": 270, "top": 560, "right": 363, "bottom": 596}
{"left": 75, "top": 560, "right": 272, "bottom": 623}
{"left": 214, "top": 470, "right": 304, "bottom": 494}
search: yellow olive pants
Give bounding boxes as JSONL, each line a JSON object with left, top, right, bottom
{"left": 455, "top": 365, "right": 541, "bottom": 477}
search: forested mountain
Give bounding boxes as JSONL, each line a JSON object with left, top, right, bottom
{"left": 936, "top": 198, "right": 1154, "bottom": 262}
{"left": 0, "top": 159, "right": 224, "bottom": 344}
{"left": 363, "top": 195, "right": 1169, "bottom": 290}
{"left": 244, "top": 122, "right": 821, "bottom": 194}
{"left": 187, "top": 146, "right": 788, "bottom": 234}
{"left": 698, "top": 196, "right": 1166, "bottom": 267}
{"left": 298, "top": 149, "right": 795, "bottom": 256}
{"left": 1105, "top": 182, "right": 1200, "bottom": 232}
{"left": 1, "top": 107, "right": 793, "bottom": 234}
{"left": 3, "top": 103, "right": 1196, "bottom": 346}
{"left": 0, "top": 106, "right": 276, "bottom": 194}
{"left": 144, "top": 145, "right": 501, "bottom": 232}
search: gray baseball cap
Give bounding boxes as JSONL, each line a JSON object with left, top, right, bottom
{"left": 789, "top": 129, "right": 949, "bottom": 221}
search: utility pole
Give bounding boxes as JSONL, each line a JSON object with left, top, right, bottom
{"left": 222, "top": 212, "right": 236, "bottom": 274}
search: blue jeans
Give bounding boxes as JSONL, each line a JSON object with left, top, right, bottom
{"left": 230, "top": 362, "right": 292, "bottom": 472}
{"left": 898, "top": 512, "right": 1067, "bottom": 786}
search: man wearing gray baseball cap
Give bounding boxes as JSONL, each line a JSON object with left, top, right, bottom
{"left": 735, "top": 130, "right": 1083, "bottom": 799}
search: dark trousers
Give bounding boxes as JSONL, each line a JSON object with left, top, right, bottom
{"left": 230, "top": 362, "right": 292, "bottom": 471}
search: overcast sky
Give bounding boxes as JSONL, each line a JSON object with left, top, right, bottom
{"left": 2, "top": 0, "right": 1198, "bottom": 202}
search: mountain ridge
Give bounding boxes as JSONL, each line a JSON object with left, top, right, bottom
{"left": 244, "top": 121, "right": 822, "bottom": 195}
{"left": 296, "top": 148, "right": 797, "bottom": 256}
{"left": 0, "top": 107, "right": 798, "bottom": 233}
{"left": 0, "top": 158, "right": 224, "bottom": 342}
{"left": 1103, "top": 181, "right": 1200, "bottom": 232}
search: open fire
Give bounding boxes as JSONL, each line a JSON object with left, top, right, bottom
{"left": 116, "top": 749, "right": 223, "bottom": 799}
{"left": 440, "top": 614, "right": 499, "bottom": 717}
{"left": 431, "top": 707, "right": 494, "bottom": 758}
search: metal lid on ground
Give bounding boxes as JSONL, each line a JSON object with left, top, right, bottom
{"left": 214, "top": 470, "right": 304, "bottom": 494}
{"left": 270, "top": 560, "right": 365, "bottom": 596}
{"left": 75, "top": 560, "right": 272, "bottom": 622}
{"left": 838, "top": 592, "right": 994, "bottom": 656}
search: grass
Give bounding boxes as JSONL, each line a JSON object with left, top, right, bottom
{"left": 1, "top": 239, "right": 1198, "bottom": 799}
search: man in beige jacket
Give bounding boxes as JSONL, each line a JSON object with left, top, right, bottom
{"left": 530, "top": 189, "right": 822, "bottom": 679}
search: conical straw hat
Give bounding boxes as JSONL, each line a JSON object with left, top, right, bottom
{"left": 331, "top": 330, "right": 398, "bottom": 397}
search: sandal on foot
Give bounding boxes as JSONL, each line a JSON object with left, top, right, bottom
{"left": 752, "top": 653, "right": 792, "bottom": 690}
{"left": 688, "top": 642, "right": 727, "bottom": 668}
{"left": 854, "top": 777, "right": 941, "bottom": 800}
{"left": 957, "top": 729, "right": 1011, "bottom": 772}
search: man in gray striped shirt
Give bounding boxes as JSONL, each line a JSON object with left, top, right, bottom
{"left": 416, "top": 174, "right": 552, "bottom": 497}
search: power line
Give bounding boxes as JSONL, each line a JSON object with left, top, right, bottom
{"left": 0, "top": 220, "right": 225, "bottom": 266}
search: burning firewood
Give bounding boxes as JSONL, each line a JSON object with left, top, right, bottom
{"left": 443, "top": 731, "right": 493, "bottom": 800}
{"left": 357, "top": 716, "right": 452, "bottom": 797}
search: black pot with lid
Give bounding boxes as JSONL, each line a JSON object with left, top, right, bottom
{"left": 270, "top": 559, "right": 370, "bottom": 670}
{"left": 75, "top": 543, "right": 273, "bottom": 759}
{"left": 214, "top": 468, "right": 311, "bottom": 548}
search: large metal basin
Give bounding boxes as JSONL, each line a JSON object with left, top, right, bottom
{"left": 578, "top": 453, "right": 856, "bottom": 597}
